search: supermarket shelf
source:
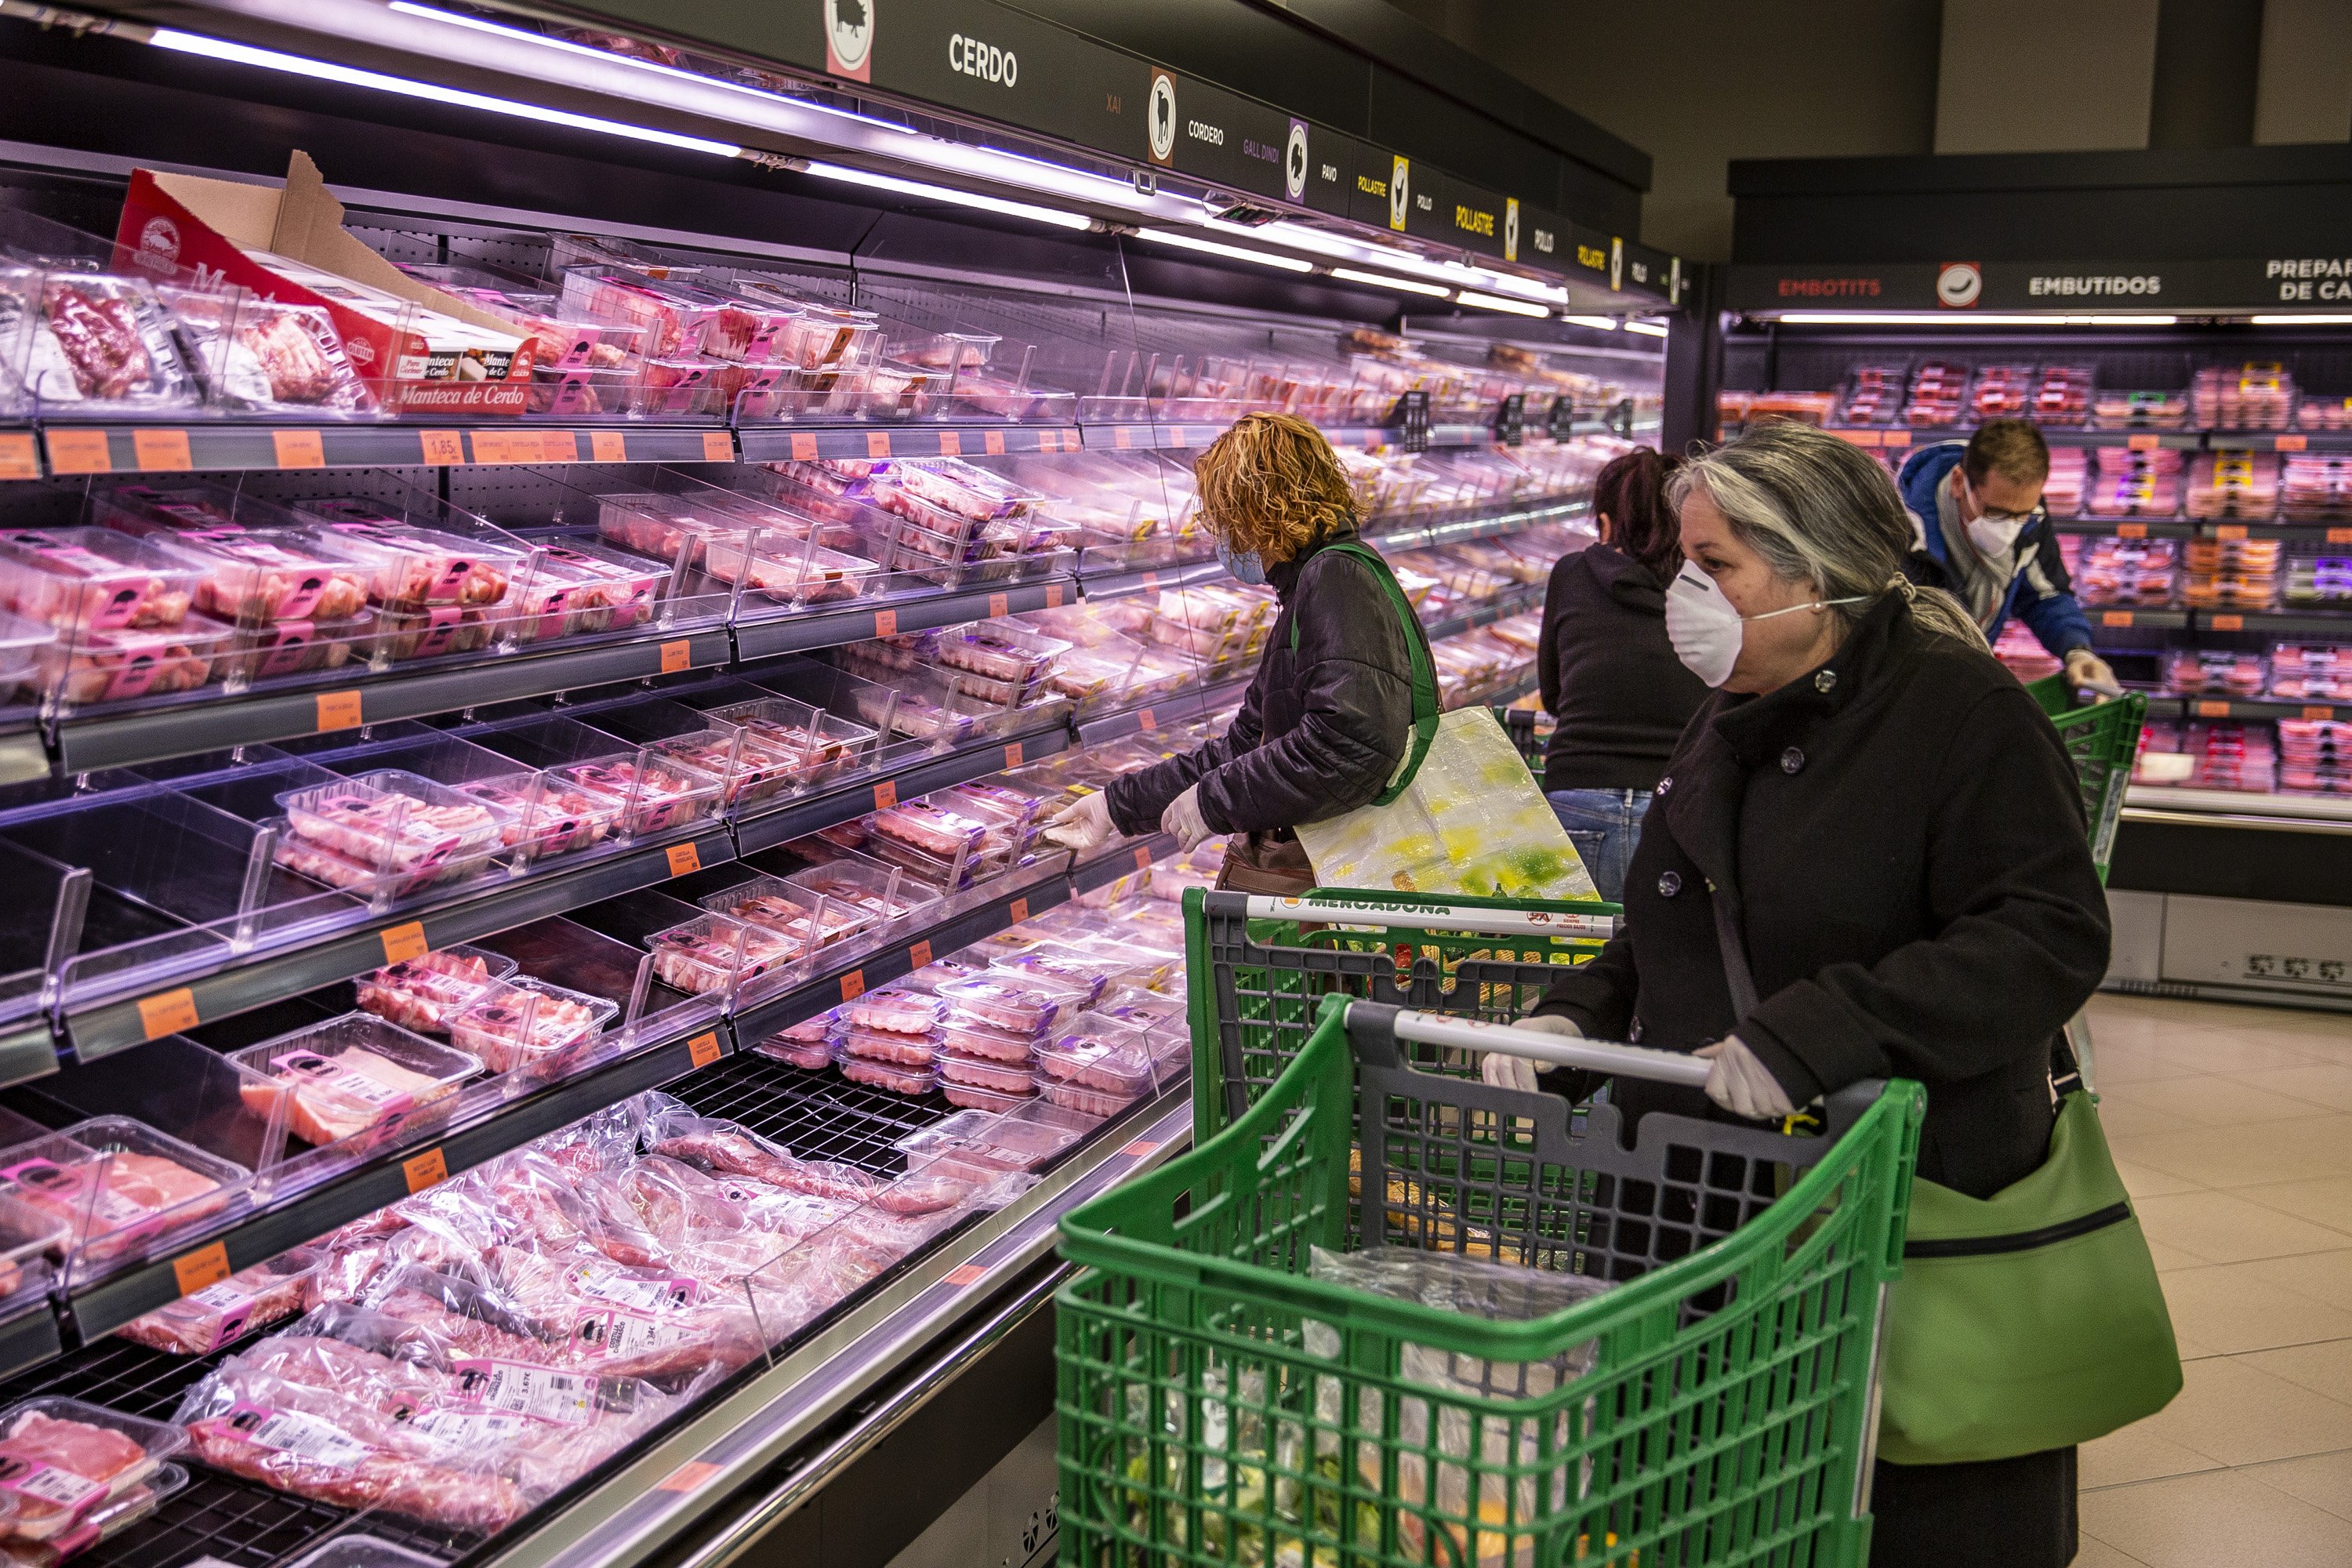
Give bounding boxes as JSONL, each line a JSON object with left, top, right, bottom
{"left": 0, "top": 1305, "right": 57, "bottom": 1386}
{"left": 53, "top": 626, "right": 735, "bottom": 775}
{"left": 1824, "top": 426, "right": 2201, "bottom": 452}
{"left": 2193, "top": 608, "right": 2352, "bottom": 637}
{"left": 1073, "top": 833, "right": 1178, "bottom": 895}
{"left": 0, "top": 1019, "right": 56, "bottom": 1094}
{"left": 2087, "top": 608, "right": 2192, "bottom": 632}
{"left": 731, "top": 719, "right": 1073, "bottom": 855}
{"left": 2053, "top": 517, "right": 2352, "bottom": 543}
{"left": 2209, "top": 431, "right": 2352, "bottom": 453}
{"left": 735, "top": 422, "right": 1081, "bottom": 464}
{"left": 1073, "top": 554, "right": 1225, "bottom": 603}
{"left": 66, "top": 1022, "right": 724, "bottom": 1342}
{"left": 2151, "top": 695, "right": 2352, "bottom": 721}
{"left": 1075, "top": 673, "right": 1253, "bottom": 747}
{"left": 1373, "top": 497, "right": 1592, "bottom": 553}
{"left": 731, "top": 575, "right": 1077, "bottom": 662}
{"left": 2053, "top": 517, "right": 2199, "bottom": 539}
{"left": 1421, "top": 581, "right": 1547, "bottom": 642}
{"left": 34, "top": 419, "right": 735, "bottom": 476}
{"left": 2128, "top": 783, "right": 2352, "bottom": 824}
{"left": 60, "top": 822, "right": 738, "bottom": 1062}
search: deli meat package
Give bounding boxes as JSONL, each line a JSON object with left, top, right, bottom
{"left": 0, "top": 1399, "right": 184, "bottom": 1544}
{"left": 24, "top": 275, "right": 199, "bottom": 412}
{"left": 115, "top": 1247, "right": 321, "bottom": 1356}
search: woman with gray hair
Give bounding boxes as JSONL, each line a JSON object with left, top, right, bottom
{"left": 1485, "top": 421, "right": 2111, "bottom": 1568}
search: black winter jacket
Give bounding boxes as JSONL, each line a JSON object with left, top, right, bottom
{"left": 1534, "top": 593, "right": 2111, "bottom": 1201}
{"left": 1537, "top": 543, "right": 1711, "bottom": 792}
{"left": 1103, "top": 531, "right": 1428, "bottom": 840}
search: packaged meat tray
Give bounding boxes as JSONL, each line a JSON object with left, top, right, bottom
{"left": 646, "top": 913, "right": 799, "bottom": 994}
{"left": 216, "top": 612, "right": 377, "bottom": 687}
{"left": 2285, "top": 557, "right": 2352, "bottom": 609}
{"left": 558, "top": 268, "right": 728, "bottom": 356}
{"left": 767, "top": 300, "right": 879, "bottom": 373}
{"left": 785, "top": 858, "right": 938, "bottom": 931}
{"left": 2091, "top": 390, "right": 2187, "bottom": 430}
{"left": 592, "top": 492, "right": 735, "bottom": 567}
{"left": 2281, "top": 455, "right": 2352, "bottom": 524}
{"left": 2031, "top": 364, "right": 2094, "bottom": 426}
{"left": 842, "top": 989, "right": 942, "bottom": 1034}
{"left": 831, "top": 1022, "right": 938, "bottom": 1068}
{"left": 988, "top": 944, "right": 1117, "bottom": 1007}
{"left": 270, "top": 829, "right": 488, "bottom": 901}
{"left": 375, "top": 604, "right": 502, "bottom": 662}
{"left": 832, "top": 1047, "right": 938, "bottom": 1098}
{"left": 295, "top": 503, "right": 525, "bottom": 611}
{"left": 937, "top": 620, "right": 1070, "bottom": 699}
{"left": 0, "top": 1460, "right": 187, "bottom": 1567}
{"left": 0, "top": 528, "right": 201, "bottom": 633}
{"left": 753, "top": 1030, "right": 834, "bottom": 1070}
{"left": 704, "top": 697, "right": 873, "bottom": 791}
{"left": 621, "top": 355, "right": 723, "bottom": 418}
{"left": 141, "top": 529, "right": 373, "bottom": 626}
{"left": 0, "top": 1119, "right": 249, "bottom": 1266}
{"left": 26, "top": 275, "right": 199, "bottom": 411}
{"left": 2193, "top": 363, "right": 2296, "bottom": 430}
{"left": 115, "top": 1247, "right": 322, "bottom": 1355}
{"left": 1900, "top": 361, "right": 1969, "bottom": 426}
{"left": 354, "top": 945, "right": 517, "bottom": 1036}
{"left": 455, "top": 771, "right": 624, "bottom": 860}
{"left": 0, "top": 1398, "right": 185, "bottom": 1543}
{"left": 448, "top": 978, "right": 618, "bottom": 1077}
{"left": 41, "top": 614, "right": 233, "bottom": 706}
{"left": 2269, "top": 644, "right": 2352, "bottom": 702}
{"left": 2084, "top": 448, "right": 2185, "bottom": 518}
{"left": 550, "top": 753, "right": 722, "bottom": 837}
{"left": 869, "top": 800, "right": 992, "bottom": 886}
{"left": 1836, "top": 364, "right": 1906, "bottom": 426}
{"left": 700, "top": 534, "right": 880, "bottom": 607}
{"left": 1967, "top": 363, "right": 2037, "bottom": 422}
{"left": 167, "top": 289, "right": 370, "bottom": 416}
{"left": 2183, "top": 452, "right": 2280, "bottom": 521}
{"left": 2164, "top": 648, "right": 2267, "bottom": 699}
{"left": 2300, "top": 396, "right": 2352, "bottom": 432}
{"left": 277, "top": 770, "right": 511, "bottom": 873}
{"left": 698, "top": 874, "right": 857, "bottom": 953}
{"left": 935, "top": 1049, "right": 1035, "bottom": 1098}
{"left": 933, "top": 974, "right": 1087, "bottom": 1037}
{"left": 232, "top": 1016, "right": 481, "bottom": 1148}
{"left": 525, "top": 540, "right": 672, "bottom": 635}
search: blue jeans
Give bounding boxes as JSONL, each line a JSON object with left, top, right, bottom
{"left": 1548, "top": 788, "right": 1651, "bottom": 905}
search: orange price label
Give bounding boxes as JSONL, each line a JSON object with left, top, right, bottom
{"left": 666, "top": 842, "right": 702, "bottom": 877}
{"left": 983, "top": 430, "right": 1004, "bottom": 456}
{"left": 417, "top": 430, "right": 465, "bottom": 465}
{"left": 467, "top": 429, "right": 543, "bottom": 464}
{"left": 0, "top": 433, "right": 38, "bottom": 481}
{"left": 1063, "top": 428, "right": 1081, "bottom": 449}
{"left": 544, "top": 430, "right": 583, "bottom": 462}
{"left": 1880, "top": 430, "right": 1910, "bottom": 448}
{"left": 2117, "top": 522, "right": 2149, "bottom": 539}
{"left": 2196, "top": 699, "right": 2230, "bottom": 717}
{"left": 1122, "top": 1140, "right": 1161, "bottom": 1157}
{"left": 1004, "top": 742, "right": 1025, "bottom": 768}
{"left": 132, "top": 428, "right": 193, "bottom": 470}
{"left": 658, "top": 1461, "right": 721, "bottom": 1495}
{"left": 701, "top": 431, "right": 734, "bottom": 463}
{"left": 988, "top": 593, "right": 1009, "bottom": 618}
{"left": 1134, "top": 845, "right": 1152, "bottom": 871}
{"left": 908, "top": 939, "right": 934, "bottom": 968}
{"left": 2101, "top": 611, "right": 2134, "bottom": 627}
{"left": 873, "top": 609, "right": 898, "bottom": 637}
{"left": 1009, "top": 897, "right": 1030, "bottom": 924}
{"left": 872, "top": 780, "right": 898, "bottom": 811}
{"left": 2210, "top": 614, "right": 2246, "bottom": 630}
{"left": 315, "top": 690, "right": 364, "bottom": 732}
{"left": 172, "top": 1243, "right": 232, "bottom": 1297}
{"left": 137, "top": 987, "right": 198, "bottom": 1040}
{"left": 1045, "top": 583, "right": 1065, "bottom": 609}
{"left": 2331, "top": 529, "right": 2352, "bottom": 545}
{"left": 1835, "top": 429, "right": 1881, "bottom": 448}
{"left": 943, "top": 1264, "right": 987, "bottom": 1287}
{"left": 2278, "top": 434, "right": 2310, "bottom": 452}
{"left": 2305, "top": 706, "right": 2337, "bottom": 720}
{"left": 2127, "top": 434, "right": 2161, "bottom": 452}
{"left": 1114, "top": 426, "right": 1134, "bottom": 449}
{"left": 789, "top": 432, "right": 818, "bottom": 461}
{"left": 1138, "top": 708, "right": 1159, "bottom": 731}
{"left": 659, "top": 639, "right": 692, "bottom": 674}
{"left": 1141, "top": 572, "right": 1160, "bottom": 593}
{"left": 866, "top": 431, "right": 892, "bottom": 459}
{"left": 839, "top": 970, "right": 866, "bottom": 1003}
{"left": 937, "top": 430, "right": 962, "bottom": 456}
{"left": 272, "top": 429, "right": 326, "bottom": 469}
{"left": 2216, "top": 524, "right": 2250, "bottom": 540}
{"left": 380, "top": 922, "right": 429, "bottom": 964}
{"left": 1170, "top": 426, "right": 1189, "bottom": 448}
{"left": 688, "top": 1032, "right": 724, "bottom": 1069}
{"left": 402, "top": 1147, "right": 448, "bottom": 1194}
{"left": 591, "top": 430, "right": 629, "bottom": 463}
{"left": 45, "top": 428, "right": 112, "bottom": 474}
{"left": 1037, "top": 428, "right": 1060, "bottom": 453}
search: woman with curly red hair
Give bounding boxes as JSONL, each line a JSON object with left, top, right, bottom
{"left": 1041, "top": 412, "right": 1432, "bottom": 895}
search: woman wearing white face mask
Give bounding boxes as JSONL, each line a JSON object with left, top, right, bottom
{"left": 1483, "top": 421, "right": 2111, "bottom": 1568}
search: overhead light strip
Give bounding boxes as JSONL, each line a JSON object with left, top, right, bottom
{"left": 1773, "top": 311, "right": 2179, "bottom": 327}
{"left": 1559, "top": 315, "right": 1620, "bottom": 331}
{"left": 1622, "top": 320, "right": 1670, "bottom": 337}
{"left": 802, "top": 162, "right": 1091, "bottom": 229}
{"left": 2249, "top": 314, "right": 2352, "bottom": 325}
{"left": 1134, "top": 228, "right": 1314, "bottom": 273}
{"left": 1329, "top": 266, "right": 1451, "bottom": 298}
{"left": 1455, "top": 289, "right": 1550, "bottom": 318}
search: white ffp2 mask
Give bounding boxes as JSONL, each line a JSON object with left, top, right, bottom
{"left": 1964, "top": 511, "right": 2026, "bottom": 561}
{"left": 1664, "top": 562, "right": 1865, "bottom": 688}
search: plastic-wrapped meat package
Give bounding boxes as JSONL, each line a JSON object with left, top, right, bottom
{"left": 1967, "top": 364, "right": 2037, "bottom": 422}
{"left": 154, "top": 526, "right": 375, "bottom": 625}
{"left": 2193, "top": 363, "right": 2296, "bottom": 430}
{"left": 528, "top": 542, "right": 671, "bottom": 635}
{"left": 44, "top": 615, "right": 234, "bottom": 706}
{"left": 116, "top": 1247, "right": 321, "bottom": 1355}
{"left": 234, "top": 1017, "right": 481, "bottom": 1149}
{"left": 297, "top": 504, "right": 521, "bottom": 611}
{"left": 2301, "top": 396, "right": 2352, "bottom": 431}
{"left": 554, "top": 754, "right": 721, "bottom": 837}
{"left": 2268, "top": 643, "right": 2352, "bottom": 702}
{"left": 2285, "top": 557, "right": 2352, "bottom": 608}
{"left": 278, "top": 771, "right": 509, "bottom": 874}
{"left": 933, "top": 974, "right": 1087, "bottom": 1037}
{"left": 751, "top": 1014, "right": 836, "bottom": 1070}
{"left": 0, "top": 528, "right": 201, "bottom": 633}
{"left": 355, "top": 946, "right": 516, "bottom": 1036}
{"left": 481, "top": 1245, "right": 760, "bottom": 1378}
{"left": 558, "top": 270, "right": 726, "bottom": 357}
{"left": 2040, "top": 448, "right": 2088, "bottom": 518}
{"left": 2183, "top": 452, "right": 2280, "bottom": 520}
{"left": 450, "top": 979, "right": 618, "bottom": 1077}
{"left": 0, "top": 1121, "right": 245, "bottom": 1266}
{"left": 2281, "top": 456, "right": 2352, "bottom": 523}
{"left": 166, "top": 290, "right": 369, "bottom": 414}
{"left": 27, "top": 276, "right": 198, "bottom": 409}
{"left": 2092, "top": 390, "right": 2187, "bottom": 430}
{"left": 647, "top": 914, "right": 798, "bottom": 996}
{"left": 708, "top": 889, "right": 843, "bottom": 954}
{"left": 0, "top": 1399, "right": 183, "bottom": 1544}
{"left": 879, "top": 458, "right": 1039, "bottom": 522}
{"left": 593, "top": 493, "right": 731, "bottom": 567}
{"left": 2084, "top": 448, "right": 2185, "bottom": 519}
{"left": 2165, "top": 648, "right": 2267, "bottom": 698}
{"left": 1900, "top": 361, "right": 1969, "bottom": 426}
{"left": 2031, "top": 365, "right": 2094, "bottom": 426}
{"left": 871, "top": 799, "right": 989, "bottom": 862}
{"left": 456, "top": 772, "right": 622, "bottom": 859}
{"left": 1837, "top": 364, "right": 1905, "bottom": 426}
{"left": 832, "top": 1021, "right": 938, "bottom": 1068}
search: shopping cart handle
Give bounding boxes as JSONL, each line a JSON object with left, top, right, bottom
{"left": 1385, "top": 1007, "right": 1715, "bottom": 1088}
{"left": 1238, "top": 894, "right": 1618, "bottom": 938}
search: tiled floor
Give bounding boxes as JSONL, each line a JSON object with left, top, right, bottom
{"left": 2074, "top": 991, "right": 2352, "bottom": 1566}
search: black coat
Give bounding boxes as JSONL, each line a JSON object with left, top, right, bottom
{"left": 1534, "top": 593, "right": 2111, "bottom": 1202}
{"left": 1104, "top": 531, "right": 1428, "bottom": 840}
{"left": 1537, "top": 543, "right": 1711, "bottom": 793}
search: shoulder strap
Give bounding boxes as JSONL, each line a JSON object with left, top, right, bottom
{"left": 1711, "top": 887, "right": 1761, "bottom": 1019}
{"left": 1291, "top": 540, "right": 1441, "bottom": 805}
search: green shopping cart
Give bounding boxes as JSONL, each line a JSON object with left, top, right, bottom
{"left": 2023, "top": 674, "right": 2147, "bottom": 883}
{"left": 1058, "top": 995, "right": 1926, "bottom": 1568}
{"left": 1183, "top": 887, "right": 1621, "bottom": 1145}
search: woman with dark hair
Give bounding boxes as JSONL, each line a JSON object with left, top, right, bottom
{"left": 1536, "top": 446, "right": 1709, "bottom": 900}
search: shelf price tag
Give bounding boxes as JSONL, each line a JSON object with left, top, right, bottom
{"left": 659, "top": 639, "right": 693, "bottom": 674}
{"left": 944, "top": 1264, "right": 987, "bottom": 1287}
{"left": 1113, "top": 426, "right": 1134, "bottom": 449}
{"left": 1044, "top": 583, "right": 1065, "bottom": 609}
{"left": 2101, "top": 611, "right": 2134, "bottom": 627}
{"left": 688, "top": 1032, "right": 724, "bottom": 1069}
{"left": 789, "top": 432, "right": 818, "bottom": 461}
{"left": 468, "top": 429, "right": 540, "bottom": 464}
{"left": 2117, "top": 523, "right": 2148, "bottom": 539}
{"left": 658, "top": 1462, "right": 721, "bottom": 1495}
{"left": 402, "top": 1147, "right": 448, "bottom": 1194}
{"left": 132, "top": 429, "right": 193, "bottom": 470}
{"left": 2278, "top": 434, "right": 2310, "bottom": 452}
{"left": 2127, "top": 434, "right": 2161, "bottom": 452}
{"left": 590, "top": 430, "right": 629, "bottom": 463}
{"left": 2195, "top": 700, "right": 2230, "bottom": 717}
{"left": 873, "top": 609, "right": 898, "bottom": 637}
{"left": 271, "top": 430, "right": 325, "bottom": 469}
{"left": 1008, "top": 896, "right": 1030, "bottom": 924}
{"left": 315, "top": 690, "right": 364, "bottom": 732}
{"left": 0, "top": 433, "right": 38, "bottom": 481}
{"left": 44, "top": 429, "right": 112, "bottom": 474}
{"left": 701, "top": 431, "right": 734, "bottom": 463}
{"left": 665, "top": 843, "right": 702, "bottom": 877}
{"left": 1063, "top": 428, "right": 1081, "bottom": 450}
{"left": 1880, "top": 430, "right": 1910, "bottom": 448}
{"left": 137, "top": 987, "right": 199, "bottom": 1041}
{"left": 2305, "top": 706, "right": 2337, "bottom": 720}
{"left": 1004, "top": 741, "right": 1024, "bottom": 768}
{"left": 417, "top": 430, "right": 465, "bottom": 465}
{"left": 840, "top": 970, "right": 866, "bottom": 1003}
{"left": 1138, "top": 708, "right": 1158, "bottom": 731}
{"left": 908, "top": 939, "right": 933, "bottom": 968}
{"left": 983, "top": 430, "right": 1004, "bottom": 456}
{"left": 2331, "top": 529, "right": 2352, "bottom": 545}
{"left": 1140, "top": 572, "right": 1160, "bottom": 593}
{"left": 988, "top": 593, "right": 1009, "bottom": 618}
{"left": 1121, "top": 1140, "right": 1161, "bottom": 1158}
{"left": 2211, "top": 615, "right": 2246, "bottom": 631}
{"left": 1170, "top": 426, "right": 1189, "bottom": 448}
{"left": 1037, "top": 429, "right": 1060, "bottom": 453}
{"left": 2215, "top": 524, "right": 2250, "bottom": 541}
{"left": 172, "top": 1243, "right": 232, "bottom": 1297}
{"left": 380, "top": 922, "right": 429, "bottom": 964}
{"left": 937, "top": 430, "right": 961, "bottom": 456}
{"left": 1134, "top": 845, "right": 1152, "bottom": 871}
{"left": 866, "top": 431, "right": 892, "bottom": 459}
{"left": 872, "top": 780, "right": 898, "bottom": 810}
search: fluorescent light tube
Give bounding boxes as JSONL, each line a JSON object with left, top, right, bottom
{"left": 1774, "top": 311, "right": 2178, "bottom": 327}
{"left": 2249, "top": 314, "right": 2352, "bottom": 325}
{"left": 1329, "top": 267, "right": 1451, "bottom": 297}
{"left": 1559, "top": 315, "right": 1620, "bottom": 331}
{"left": 1455, "top": 289, "right": 1550, "bottom": 318}
{"left": 801, "top": 161, "right": 1091, "bottom": 228}
{"left": 1623, "top": 320, "right": 1670, "bottom": 337}
{"left": 1134, "top": 228, "right": 1315, "bottom": 272}
{"left": 148, "top": 28, "right": 742, "bottom": 157}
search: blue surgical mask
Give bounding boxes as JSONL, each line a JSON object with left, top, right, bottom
{"left": 1217, "top": 539, "right": 1266, "bottom": 586}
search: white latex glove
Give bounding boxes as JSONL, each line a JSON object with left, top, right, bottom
{"left": 2064, "top": 648, "right": 2124, "bottom": 699}
{"left": 1480, "top": 1014, "right": 1582, "bottom": 1093}
{"left": 1694, "top": 1036, "right": 1796, "bottom": 1121}
{"left": 1041, "top": 791, "right": 1114, "bottom": 851}
{"left": 1161, "top": 784, "right": 1211, "bottom": 851}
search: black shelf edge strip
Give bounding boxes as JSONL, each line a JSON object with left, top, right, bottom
{"left": 731, "top": 575, "right": 1076, "bottom": 662}
{"left": 732, "top": 721, "right": 1072, "bottom": 856}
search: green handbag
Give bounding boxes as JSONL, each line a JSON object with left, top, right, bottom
{"left": 1875, "top": 1047, "right": 2184, "bottom": 1465}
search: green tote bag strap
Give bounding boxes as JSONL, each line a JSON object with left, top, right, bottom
{"left": 1289, "top": 539, "right": 1441, "bottom": 806}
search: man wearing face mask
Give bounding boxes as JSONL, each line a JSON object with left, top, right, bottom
{"left": 1897, "top": 419, "right": 2120, "bottom": 697}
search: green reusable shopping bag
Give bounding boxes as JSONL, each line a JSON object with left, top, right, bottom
{"left": 1876, "top": 1074, "right": 2183, "bottom": 1465}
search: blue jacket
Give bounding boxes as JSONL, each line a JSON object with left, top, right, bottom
{"left": 1898, "top": 443, "right": 2092, "bottom": 658}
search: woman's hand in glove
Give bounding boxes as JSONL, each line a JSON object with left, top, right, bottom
{"left": 1693, "top": 1036, "right": 1796, "bottom": 1120}
{"left": 1041, "top": 791, "right": 1114, "bottom": 851}
{"left": 1162, "top": 785, "right": 1212, "bottom": 851}
{"left": 1479, "top": 1014, "right": 1581, "bottom": 1094}
{"left": 2063, "top": 648, "right": 2124, "bottom": 699}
